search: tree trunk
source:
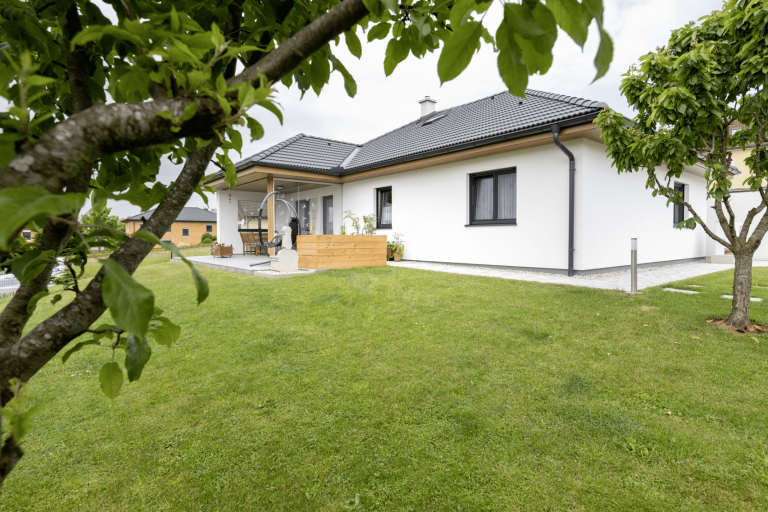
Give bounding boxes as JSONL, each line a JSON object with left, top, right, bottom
{"left": 727, "top": 249, "right": 755, "bottom": 330}
{"left": 0, "top": 435, "right": 23, "bottom": 492}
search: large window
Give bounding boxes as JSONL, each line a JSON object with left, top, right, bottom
{"left": 469, "top": 169, "right": 517, "bottom": 225}
{"left": 673, "top": 182, "right": 686, "bottom": 226}
{"left": 182, "top": 227, "right": 189, "bottom": 237}
{"left": 377, "top": 187, "right": 392, "bottom": 229}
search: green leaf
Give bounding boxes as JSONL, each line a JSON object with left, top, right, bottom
{"left": 449, "top": 0, "right": 475, "bottom": 28}
{"left": 10, "top": 250, "right": 56, "bottom": 283}
{"left": 27, "top": 290, "right": 50, "bottom": 314}
{"left": 497, "top": 20, "right": 529, "bottom": 98}
{"left": 62, "top": 340, "right": 101, "bottom": 364}
{"left": 125, "top": 335, "right": 151, "bottom": 382}
{"left": 99, "top": 362, "right": 123, "bottom": 399}
{"left": 1, "top": 403, "right": 53, "bottom": 441}
{"left": 546, "top": 0, "right": 588, "bottom": 47}
{"left": 437, "top": 21, "right": 483, "bottom": 84}
{"left": 24, "top": 74, "right": 56, "bottom": 88}
{"left": 309, "top": 56, "right": 331, "bottom": 93}
{"left": 227, "top": 127, "right": 243, "bottom": 155}
{"left": 0, "top": 187, "right": 86, "bottom": 250}
{"left": 132, "top": 230, "right": 162, "bottom": 245}
{"left": 159, "top": 241, "right": 210, "bottom": 305}
{"left": 101, "top": 259, "right": 155, "bottom": 338}
{"left": 506, "top": 2, "right": 557, "bottom": 56}
{"left": 191, "top": 266, "right": 210, "bottom": 305}
{"left": 593, "top": 28, "right": 613, "bottom": 81}
{"left": 152, "top": 316, "right": 181, "bottom": 345}
{"left": 367, "top": 22, "right": 391, "bottom": 42}
{"left": 246, "top": 117, "right": 265, "bottom": 141}
{"left": 383, "top": 37, "right": 411, "bottom": 76}
{"left": 256, "top": 100, "right": 283, "bottom": 125}
{"left": 345, "top": 31, "right": 362, "bottom": 59}
{"left": 181, "top": 100, "right": 198, "bottom": 122}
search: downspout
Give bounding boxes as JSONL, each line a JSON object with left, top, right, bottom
{"left": 551, "top": 124, "right": 576, "bottom": 277}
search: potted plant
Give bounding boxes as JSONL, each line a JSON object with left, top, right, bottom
{"left": 211, "top": 242, "right": 233, "bottom": 258}
{"left": 386, "top": 241, "right": 395, "bottom": 260}
{"left": 392, "top": 232, "right": 404, "bottom": 262}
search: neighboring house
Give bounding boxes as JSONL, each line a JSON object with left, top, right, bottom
{"left": 124, "top": 207, "right": 217, "bottom": 247}
{"left": 205, "top": 89, "right": 724, "bottom": 275}
{"left": 21, "top": 228, "right": 35, "bottom": 241}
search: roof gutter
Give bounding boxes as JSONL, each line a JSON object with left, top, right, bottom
{"left": 551, "top": 124, "right": 576, "bottom": 277}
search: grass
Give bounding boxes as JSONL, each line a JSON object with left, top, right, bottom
{"left": 3, "top": 262, "right": 768, "bottom": 510}
{"left": 80, "top": 244, "right": 213, "bottom": 277}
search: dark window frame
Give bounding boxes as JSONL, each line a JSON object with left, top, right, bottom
{"left": 206, "top": 224, "right": 213, "bottom": 233}
{"left": 182, "top": 227, "right": 190, "bottom": 237}
{"left": 376, "top": 186, "right": 393, "bottom": 229}
{"left": 468, "top": 168, "right": 517, "bottom": 226}
{"left": 673, "top": 182, "right": 686, "bottom": 227}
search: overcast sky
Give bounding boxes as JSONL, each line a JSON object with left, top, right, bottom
{"left": 96, "top": 0, "right": 725, "bottom": 218}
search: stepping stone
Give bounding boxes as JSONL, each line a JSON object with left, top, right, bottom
{"left": 664, "top": 288, "right": 700, "bottom": 294}
{"left": 720, "top": 295, "right": 763, "bottom": 302}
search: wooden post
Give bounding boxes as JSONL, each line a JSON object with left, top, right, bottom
{"left": 267, "top": 174, "right": 274, "bottom": 256}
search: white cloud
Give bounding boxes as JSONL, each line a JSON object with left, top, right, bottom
{"left": 94, "top": 0, "right": 725, "bottom": 218}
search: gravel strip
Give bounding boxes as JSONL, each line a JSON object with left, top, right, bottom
{"left": 395, "top": 260, "right": 703, "bottom": 280}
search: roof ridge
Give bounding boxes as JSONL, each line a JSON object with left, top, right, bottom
{"left": 525, "top": 88, "right": 608, "bottom": 109}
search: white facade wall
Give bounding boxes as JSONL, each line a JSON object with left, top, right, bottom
{"left": 342, "top": 138, "right": 708, "bottom": 272}
{"left": 575, "top": 138, "right": 708, "bottom": 270}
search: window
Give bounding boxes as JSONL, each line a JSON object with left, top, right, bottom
{"left": 22, "top": 231, "right": 31, "bottom": 240}
{"left": 323, "top": 196, "right": 334, "bottom": 234}
{"left": 376, "top": 187, "right": 392, "bottom": 229}
{"left": 139, "top": 222, "right": 143, "bottom": 228}
{"left": 673, "top": 183, "right": 686, "bottom": 226}
{"left": 469, "top": 169, "right": 517, "bottom": 225}
{"left": 182, "top": 228, "right": 189, "bottom": 237}
{"left": 206, "top": 224, "right": 213, "bottom": 233}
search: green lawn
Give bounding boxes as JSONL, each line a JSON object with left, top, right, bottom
{"left": 3, "top": 262, "right": 768, "bottom": 510}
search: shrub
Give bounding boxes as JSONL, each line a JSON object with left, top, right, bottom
{"left": 201, "top": 233, "right": 216, "bottom": 245}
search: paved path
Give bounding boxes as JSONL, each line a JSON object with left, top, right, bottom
{"left": 387, "top": 261, "right": 768, "bottom": 292}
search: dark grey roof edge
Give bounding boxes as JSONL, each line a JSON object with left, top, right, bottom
{"left": 525, "top": 89, "right": 609, "bottom": 109}
{"left": 123, "top": 206, "right": 216, "bottom": 222}
{"left": 234, "top": 133, "right": 305, "bottom": 170}
{"left": 338, "top": 111, "right": 601, "bottom": 175}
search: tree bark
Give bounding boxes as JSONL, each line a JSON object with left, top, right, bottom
{"left": 727, "top": 249, "right": 755, "bottom": 330}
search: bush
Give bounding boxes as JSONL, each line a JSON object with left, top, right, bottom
{"left": 201, "top": 233, "right": 216, "bottom": 245}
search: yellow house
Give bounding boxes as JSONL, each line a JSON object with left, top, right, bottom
{"left": 729, "top": 121, "right": 756, "bottom": 190}
{"left": 124, "top": 207, "right": 217, "bottom": 247}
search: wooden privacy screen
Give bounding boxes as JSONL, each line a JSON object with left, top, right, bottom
{"left": 297, "top": 235, "right": 388, "bottom": 269}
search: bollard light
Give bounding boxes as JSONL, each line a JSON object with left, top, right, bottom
{"left": 630, "top": 238, "right": 639, "bottom": 294}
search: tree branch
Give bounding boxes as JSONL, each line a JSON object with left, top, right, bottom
{"left": 0, "top": 0, "right": 369, "bottom": 196}
{"left": 0, "top": 139, "right": 221, "bottom": 407}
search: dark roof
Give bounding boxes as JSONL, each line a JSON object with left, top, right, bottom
{"left": 124, "top": 206, "right": 216, "bottom": 223}
{"left": 215, "top": 89, "right": 608, "bottom": 181}
{"left": 235, "top": 134, "right": 358, "bottom": 172}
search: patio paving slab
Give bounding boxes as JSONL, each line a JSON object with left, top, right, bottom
{"left": 387, "top": 261, "right": 768, "bottom": 292}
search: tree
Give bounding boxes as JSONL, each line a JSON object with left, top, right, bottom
{"left": 596, "top": 0, "right": 768, "bottom": 332}
{"left": 0, "top": 0, "right": 612, "bottom": 488}
{"left": 80, "top": 206, "right": 125, "bottom": 238}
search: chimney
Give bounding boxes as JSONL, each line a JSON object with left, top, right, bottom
{"left": 418, "top": 96, "right": 437, "bottom": 117}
